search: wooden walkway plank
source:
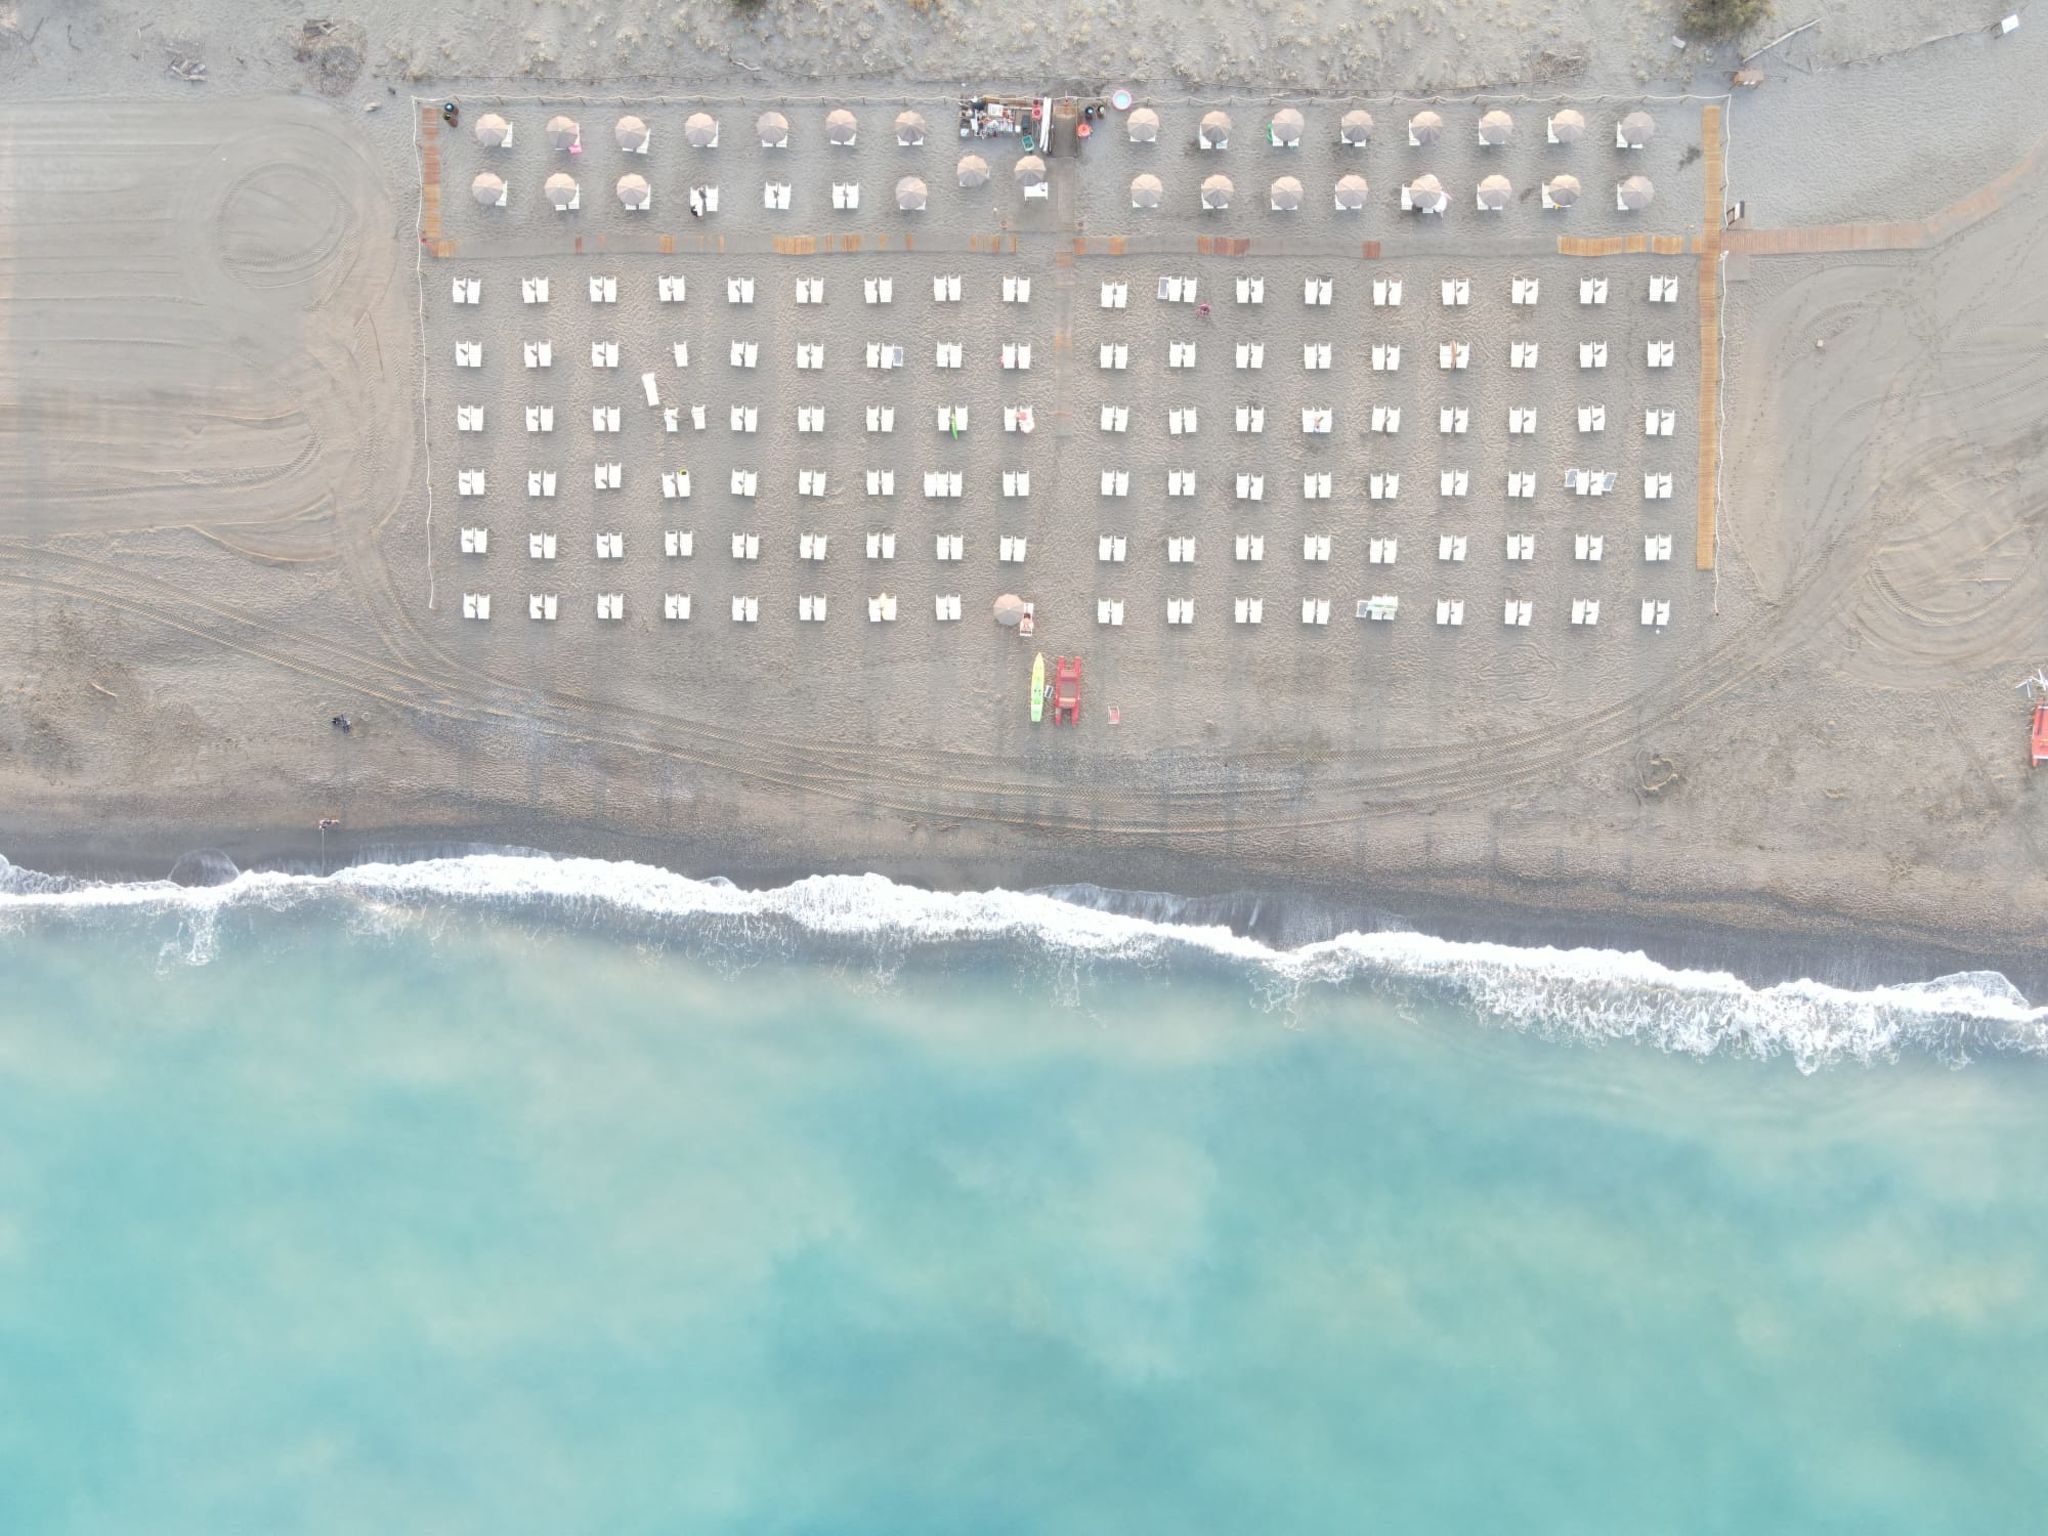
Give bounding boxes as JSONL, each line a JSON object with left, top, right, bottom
{"left": 418, "top": 106, "right": 445, "bottom": 248}
{"left": 1696, "top": 104, "right": 1723, "bottom": 571}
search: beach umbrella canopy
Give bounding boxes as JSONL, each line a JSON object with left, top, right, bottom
{"left": 1127, "top": 106, "right": 1160, "bottom": 143}
{"left": 1407, "top": 172, "right": 1445, "bottom": 212}
{"left": 1409, "top": 110, "right": 1442, "bottom": 145}
{"left": 1479, "top": 109, "right": 1514, "bottom": 145}
{"left": 544, "top": 172, "right": 578, "bottom": 208}
{"left": 614, "top": 115, "right": 648, "bottom": 151}
{"left": 471, "top": 171, "right": 506, "bottom": 206}
{"left": 895, "top": 175, "right": 928, "bottom": 211}
{"left": 895, "top": 110, "right": 927, "bottom": 145}
{"left": 1340, "top": 108, "right": 1373, "bottom": 145}
{"left": 546, "top": 115, "right": 579, "bottom": 150}
{"left": 1130, "top": 172, "right": 1163, "bottom": 208}
{"left": 1334, "top": 172, "right": 1369, "bottom": 209}
{"left": 1618, "top": 173, "right": 1655, "bottom": 210}
{"left": 757, "top": 110, "right": 790, "bottom": 146}
{"left": 1201, "top": 172, "right": 1233, "bottom": 208}
{"left": 474, "top": 112, "right": 511, "bottom": 148}
{"left": 1546, "top": 173, "right": 1581, "bottom": 207}
{"left": 827, "top": 108, "right": 857, "bottom": 145}
{"left": 957, "top": 153, "right": 989, "bottom": 187}
{"left": 1620, "top": 110, "right": 1655, "bottom": 148}
{"left": 993, "top": 594, "right": 1028, "bottom": 627}
{"left": 616, "top": 173, "right": 650, "bottom": 208}
{"left": 1271, "top": 107, "right": 1304, "bottom": 146}
{"left": 1549, "top": 108, "right": 1585, "bottom": 143}
{"left": 685, "top": 113, "right": 718, "bottom": 148}
{"left": 1014, "top": 154, "right": 1046, "bottom": 188}
{"left": 1477, "top": 173, "right": 1511, "bottom": 209}
{"left": 1269, "top": 175, "right": 1303, "bottom": 211}
{"left": 1200, "top": 110, "right": 1231, "bottom": 146}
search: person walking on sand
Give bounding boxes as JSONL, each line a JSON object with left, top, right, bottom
{"left": 330, "top": 714, "right": 352, "bottom": 735}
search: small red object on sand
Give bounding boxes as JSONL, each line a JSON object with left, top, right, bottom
{"left": 2032, "top": 697, "right": 2048, "bottom": 766}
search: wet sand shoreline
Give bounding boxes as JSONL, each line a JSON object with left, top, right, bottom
{"left": 5, "top": 817, "right": 2041, "bottom": 999}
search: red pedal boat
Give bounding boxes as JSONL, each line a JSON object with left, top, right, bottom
{"left": 2026, "top": 671, "right": 2048, "bottom": 767}
{"left": 1052, "top": 655, "right": 1082, "bottom": 726}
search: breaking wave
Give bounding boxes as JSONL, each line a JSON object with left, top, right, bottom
{"left": 1, "top": 852, "right": 2041, "bottom": 1072}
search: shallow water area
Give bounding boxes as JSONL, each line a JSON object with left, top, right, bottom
{"left": 0, "top": 860, "right": 2044, "bottom": 1531}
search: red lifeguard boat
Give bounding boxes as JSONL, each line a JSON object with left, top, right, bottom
{"left": 2024, "top": 671, "right": 2048, "bottom": 767}
{"left": 1051, "top": 656, "right": 1083, "bottom": 726}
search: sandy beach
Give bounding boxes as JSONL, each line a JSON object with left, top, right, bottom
{"left": 0, "top": 0, "right": 2045, "bottom": 986}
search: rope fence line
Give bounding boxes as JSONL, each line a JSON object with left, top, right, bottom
{"left": 418, "top": 226, "right": 1705, "bottom": 264}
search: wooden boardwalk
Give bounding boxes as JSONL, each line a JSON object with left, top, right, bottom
{"left": 418, "top": 106, "right": 449, "bottom": 256}
{"left": 1724, "top": 127, "right": 2042, "bottom": 257}
{"left": 1556, "top": 233, "right": 1688, "bottom": 257}
{"left": 1696, "top": 104, "right": 1723, "bottom": 572}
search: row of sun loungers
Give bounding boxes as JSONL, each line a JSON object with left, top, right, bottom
{"left": 457, "top": 590, "right": 1672, "bottom": 630}
{"left": 457, "top": 272, "right": 1683, "bottom": 308}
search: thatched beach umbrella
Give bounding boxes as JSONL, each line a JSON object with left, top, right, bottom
{"left": 1127, "top": 107, "right": 1160, "bottom": 143}
{"left": 685, "top": 112, "right": 718, "bottom": 149}
{"left": 758, "top": 110, "right": 790, "bottom": 147}
{"left": 544, "top": 172, "right": 578, "bottom": 209}
{"left": 1340, "top": 108, "right": 1373, "bottom": 146}
{"left": 827, "top": 108, "right": 858, "bottom": 145}
{"left": 614, "top": 115, "right": 648, "bottom": 152}
{"left": 1407, "top": 172, "right": 1446, "bottom": 213}
{"left": 957, "top": 153, "right": 989, "bottom": 188}
{"left": 1334, "top": 172, "right": 1369, "bottom": 210}
{"left": 895, "top": 110, "right": 927, "bottom": 145}
{"left": 1269, "top": 175, "right": 1303, "bottom": 211}
{"left": 1014, "top": 154, "right": 1046, "bottom": 188}
{"left": 993, "top": 594, "right": 1028, "bottom": 627}
{"left": 896, "top": 175, "right": 927, "bottom": 211}
{"left": 1201, "top": 173, "right": 1233, "bottom": 209}
{"left": 1618, "top": 173, "right": 1655, "bottom": 211}
{"left": 1130, "top": 172, "right": 1163, "bottom": 209}
{"left": 1549, "top": 108, "right": 1585, "bottom": 144}
{"left": 617, "top": 173, "right": 650, "bottom": 209}
{"left": 1619, "top": 110, "right": 1655, "bottom": 148}
{"left": 1409, "top": 109, "right": 1442, "bottom": 146}
{"left": 546, "top": 115, "right": 579, "bottom": 151}
{"left": 1479, "top": 109, "right": 1514, "bottom": 146}
{"left": 474, "top": 112, "right": 511, "bottom": 148}
{"left": 471, "top": 171, "right": 507, "bottom": 207}
{"left": 1200, "top": 110, "right": 1231, "bottom": 147}
{"left": 1477, "top": 173, "right": 1511, "bottom": 210}
{"left": 1545, "top": 173, "right": 1581, "bottom": 207}
{"left": 1271, "top": 107, "right": 1304, "bottom": 146}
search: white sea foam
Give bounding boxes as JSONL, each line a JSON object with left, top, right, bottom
{"left": 1, "top": 852, "right": 2041, "bottom": 1071}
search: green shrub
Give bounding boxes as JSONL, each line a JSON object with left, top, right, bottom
{"left": 1682, "top": 0, "right": 1773, "bottom": 38}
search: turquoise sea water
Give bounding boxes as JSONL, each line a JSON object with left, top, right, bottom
{"left": 1, "top": 857, "right": 2045, "bottom": 1532}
